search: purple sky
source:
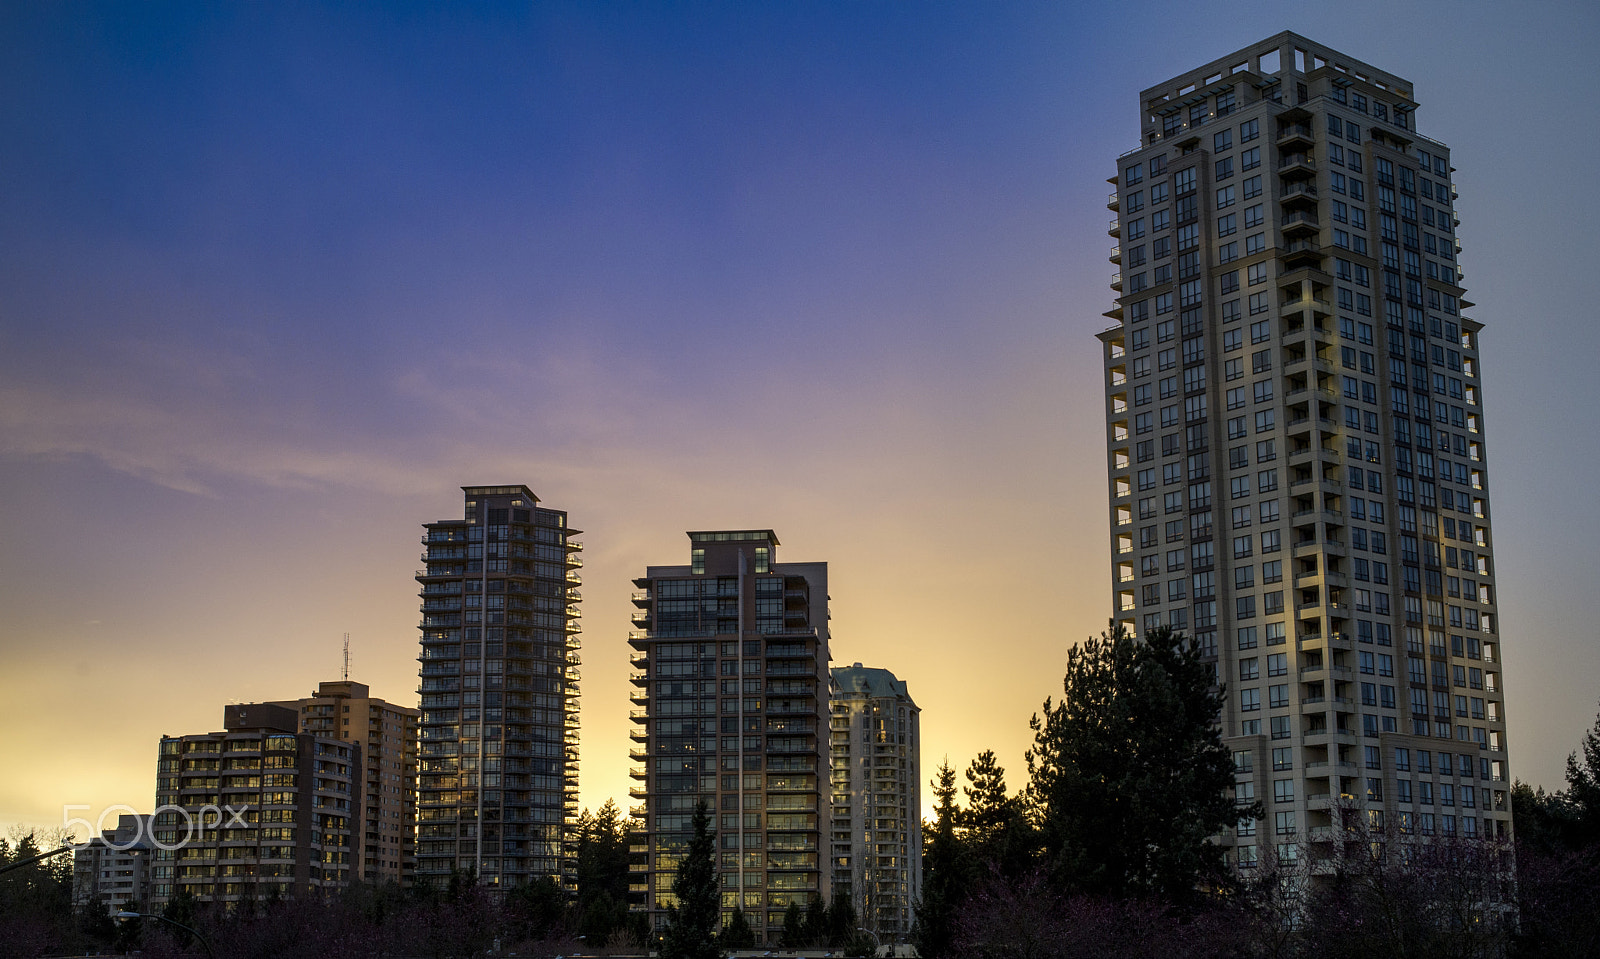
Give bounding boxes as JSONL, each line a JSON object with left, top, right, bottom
{"left": 3, "top": 2, "right": 1599, "bottom": 832}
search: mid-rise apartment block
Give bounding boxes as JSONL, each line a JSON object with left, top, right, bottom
{"left": 415, "top": 485, "right": 583, "bottom": 889}
{"left": 1098, "top": 33, "right": 1511, "bottom": 869}
{"left": 150, "top": 703, "right": 357, "bottom": 904}
{"left": 72, "top": 813, "right": 154, "bottom": 915}
{"left": 628, "top": 530, "right": 830, "bottom": 942}
{"left": 274, "top": 680, "right": 419, "bottom": 885}
{"left": 828, "top": 664, "right": 921, "bottom": 942}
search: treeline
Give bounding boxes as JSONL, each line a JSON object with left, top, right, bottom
{"left": 0, "top": 800, "right": 643, "bottom": 959}
{"left": 913, "top": 624, "right": 1600, "bottom": 959}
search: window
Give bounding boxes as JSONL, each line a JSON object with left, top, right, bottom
{"left": 1217, "top": 214, "right": 1237, "bottom": 237}
{"left": 1241, "top": 147, "right": 1260, "bottom": 171}
{"left": 1240, "top": 688, "right": 1260, "bottom": 711}
{"left": 1244, "top": 204, "right": 1263, "bottom": 228}
{"left": 1243, "top": 175, "right": 1261, "bottom": 199}
{"left": 1241, "top": 118, "right": 1258, "bottom": 141}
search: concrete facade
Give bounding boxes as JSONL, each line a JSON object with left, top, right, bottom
{"left": 1099, "top": 33, "right": 1512, "bottom": 869}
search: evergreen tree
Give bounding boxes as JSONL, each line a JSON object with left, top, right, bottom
{"left": 1026, "top": 623, "right": 1245, "bottom": 903}
{"left": 1512, "top": 780, "right": 1580, "bottom": 856}
{"left": 824, "top": 887, "right": 856, "bottom": 947}
{"left": 1563, "top": 699, "right": 1600, "bottom": 847}
{"left": 800, "top": 895, "right": 828, "bottom": 946}
{"left": 960, "top": 750, "right": 1032, "bottom": 877}
{"left": 778, "top": 901, "right": 805, "bottom": 947}
{"left": 911, "top": 760, "right": 966, "bottom": 959}
{"left": 572, "top": 800, "right": 632, "bottom": 942}
{"left": 505, "top": 874, "right": 565, "bottom": 942}
{"left": 660, "top": 800, "right": 721, "bottom": 959}
{"left": 719, "top": 905, "right": 756, "bottom": 950}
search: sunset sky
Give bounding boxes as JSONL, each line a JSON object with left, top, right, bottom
{"left": 4, "top": 2, "right": 1600, "bottom": 836}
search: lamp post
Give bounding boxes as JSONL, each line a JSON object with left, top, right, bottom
{"left": 116, "top": 910, "right": 218, "bottom": 959}
{"left": 0, "top": 844, "right": 73, "bottom": 875}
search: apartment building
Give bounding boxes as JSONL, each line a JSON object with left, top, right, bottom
{"left": 828, "top": 664, "right": 920, "bottom": 942}
{"left": 150, "top": 703, "right": 357, "bottom": 904}
{"left": 71, "top": 813, "right": 154, "bottom": 915}
{"left": 415, "top": 485, "right": 583, "bottom": 889}
{"left": 274, "top": 680, "right": 419, "bottom": 885}
{"left": 1098, "top": 33, "right": 1511, "bottom": 869}
{"left": 628, "top": 530, "right": 830, "bottom": 942}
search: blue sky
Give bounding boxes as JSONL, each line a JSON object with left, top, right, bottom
{"left": 3, "top": 1, "right": 1599, "bottom": 829}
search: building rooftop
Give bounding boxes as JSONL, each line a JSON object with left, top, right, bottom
{"left": 833, "top": 663, "right": 914, "bottom": 702}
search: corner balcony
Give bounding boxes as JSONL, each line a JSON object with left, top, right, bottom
{"left": 1280, "top": 210, "right": 1321, "bottom": 237}
{"left": 1278, "top": 153, "right": 1317, "bottom": 179}
{"left": 1280, "top": 239, "right": 1324, "bottom": 268}
{"left": 1276, "top": 123, "right": 1314, "bottom": 150}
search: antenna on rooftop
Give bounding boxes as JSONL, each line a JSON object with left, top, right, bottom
{"left": 342, "top": 633, "right": 350, "bottom": 681}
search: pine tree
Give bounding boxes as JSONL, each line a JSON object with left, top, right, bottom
{"left": 778, "top": 901, "right": 805, "bottom": 947}
{"left": 660, "top": 800, "right": 721, "bottom": 959}
{"left": 911, "top": 760, "right": 966, "bottom": 959}
{"left": 1026, "top": 623, "right": 1245, "bottom": 903}
{"left": 573, "top": 800, "right": 632, "bottom": 941}
{"left": 720, "top": 905, "right": 756, "bottom": 950}
{"left": 960, "top": 750, "right": 1032, "bottom": 877}
{"left": 1564, "top": 700, "right": 1600, "bottom": 847}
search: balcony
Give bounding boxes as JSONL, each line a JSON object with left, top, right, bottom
{"left": 1107, "top": 191, "right": 1120, "bottom": 211}
{"left": 1280, "top": 181, "right": 1319, "bottom": 204}
{"left": 1276, "top": 123, "right": 1314, "bottom": 149}
{"left": 1278, "top": 153, "right": 1316, "bottom": 178}
{"left": 631, "top": 590, "right": 651, "bottom": 606}
{"left": 1289, "top": 446, "right": 1339, "bottom": 468}
{"left": 1281, "top": 239, "right": 1324, "bottom": 267}
{"left": 1110, "top": 272, "right": 1123, "bottom": 291}
{"left": 1108, "top": 218, "right": 1121, "bottom": 237}
{"left": 1281, "top": 294, "right": 1331, "bottom": 318}
{"left": 1280, "top": 210, "right": 1321, "bottom": 236}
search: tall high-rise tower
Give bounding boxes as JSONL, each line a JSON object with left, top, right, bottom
{"left": 1098, "top": 34, "right": 1511, "bottom": 868}
{"left": 628, "top": 530, "right": 830, "bottom": 943}
{"left": 415, "top": 485, "right": 583, "bottom": 889}
{"left": 828, "top": 663, "right": 921, "bottom": 942}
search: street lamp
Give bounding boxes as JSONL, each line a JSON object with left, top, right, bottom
{"left": 116, "top": 910, "right": 218, "bottom": 959}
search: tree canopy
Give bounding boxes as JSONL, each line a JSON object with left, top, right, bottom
{"left": 1025, "top": 623, "right": 1243, "bottom": 902}
{"left": 660, "top": 800, "right": 720, "bottom": 959}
